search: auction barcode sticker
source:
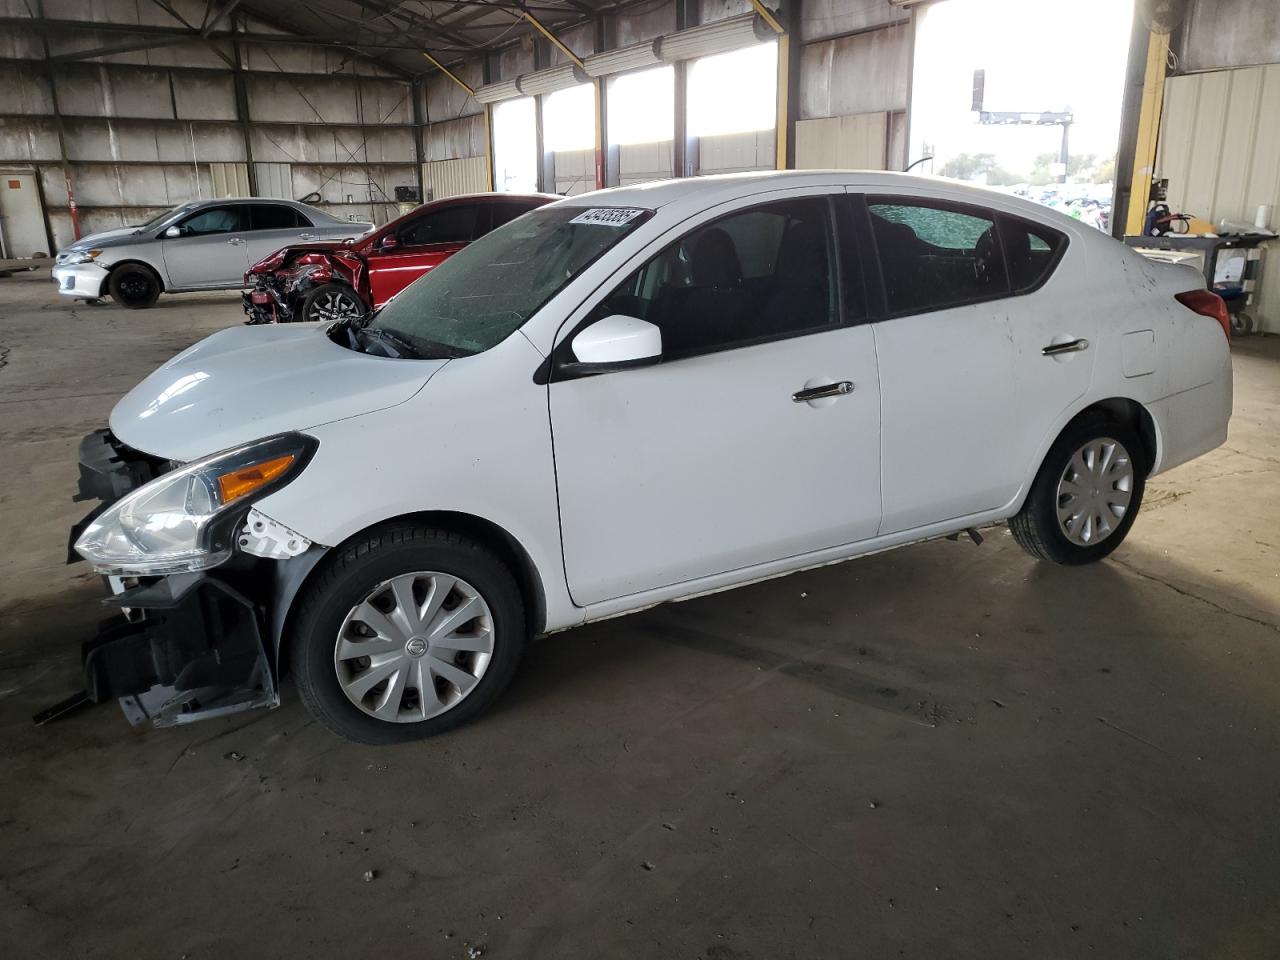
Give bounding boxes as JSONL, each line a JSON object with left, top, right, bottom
{"left": 569, "top": 207, "right": 647, "bottom": 227}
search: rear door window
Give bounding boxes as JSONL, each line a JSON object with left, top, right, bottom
{"left": 866, "top": 199, "right": 1008, "bottom": 316}
{"left": 250, "top": 204, "right": 308, "bottom": 229}
{"left": 490, "top": 201, "right": 540, "bottom": 231}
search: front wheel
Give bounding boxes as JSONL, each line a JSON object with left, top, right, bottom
{"left": 107, "top": 264, "right": 161, "bottom": 309}
{"left": 299, "top": 282, "right": 364, "bottom": 324}
{"left": 290, "top": 525, "right": 527, "bottom": 744}
{"left": 1009, "top": 415, "right": 1146, "bottom": 565}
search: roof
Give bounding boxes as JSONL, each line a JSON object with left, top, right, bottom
{"left": 557, "top": 170, "right": 1096, "bottom": 234}
{"left": 233, "top": 0, "right": 614, "bottom": 78}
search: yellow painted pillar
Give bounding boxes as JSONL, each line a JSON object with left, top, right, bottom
{"left": 1125, "top": 30, "right": 1170, "bottom": 237}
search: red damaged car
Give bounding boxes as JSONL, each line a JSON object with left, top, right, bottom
{"left": 242, "top": 192, "right": 556, "bottom": 324}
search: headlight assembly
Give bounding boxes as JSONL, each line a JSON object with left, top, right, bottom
{"left": 75, "top": 433, "right": 317, "bottom": 576}
{"left": 68, "top": 249, "right": 102, "bottom": 264}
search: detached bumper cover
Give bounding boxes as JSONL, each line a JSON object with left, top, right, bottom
{"left": 52, "top": 262, "right": 109, "bottom": 298}
{"left": 86, "top": 574, "right": 277, "bottom": 726}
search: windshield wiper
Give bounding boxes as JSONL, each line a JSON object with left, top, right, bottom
{"left": 356, "top": 326, "right": 424, "bottom": 359}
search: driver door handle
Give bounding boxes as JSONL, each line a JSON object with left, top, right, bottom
{"left": 226, "top": 237, "right": 246, "bottom": 245}
{"left": 793, "top": 381, "right": 854, "bottom": 403}
{"left": 1042, "top": 338, "right": 1089, "bottom": 356}
{"left": 298, "top": 232, "right": 317, "bottom": 240}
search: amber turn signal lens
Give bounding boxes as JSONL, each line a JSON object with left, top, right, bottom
{"left": 216, "top": 454, "right": 295, "bottom": 504}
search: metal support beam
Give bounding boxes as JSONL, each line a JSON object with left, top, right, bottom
{"left": 749, "top": 0, "right": 786, "bottom": 35}
{"left": 593, "top": 13, "right": 612, "bottom": 189}
{"left": 201, "top": 0, "right": 243, "bottom": 37}
{"left": 673, "top": 0, "right": 698, "bottom": 178}
{"left": 32, "top": 0, "right": 76, "bottom": 244}
{"left": 412, "top": 77, "right": 427, "bottom": 202}
{"left": 482, "top": 57, "right": 495, "bottom": 192}
{"left": 422, "top": 51, "right": 476, "bottom": 97}
{"left": 49, "top": 36, "right": 195, "bottom": 62}
{"left": 1120, "top": 27, "right": 1170, "bottom": 238}
{"left": 775, "top": 30, "right": 790, "bottom": 170}
{"left": 522, "top": 11, "right": 586, "bottom": 70}
{"left": 231, "top": 29, "right": 258, "bottom": 196}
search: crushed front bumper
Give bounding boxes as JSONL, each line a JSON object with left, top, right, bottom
{"left": 242, "top": 282, "right": 292, "bottom": 325}
{"left": 52, "top": 262, "right": 109, "bottom": 299}
{"left": 62, "top": 430, "right": 282, "bottom": 728}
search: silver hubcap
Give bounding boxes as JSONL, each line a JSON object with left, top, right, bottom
{"left": 334, "top": 572, "right": 494, "bottom": 723}
{"left": 1056, "top": 437, "right": 1134, "bottom": 547}
{"left": 310, "top": 290, "right": 361, "bottom": 323}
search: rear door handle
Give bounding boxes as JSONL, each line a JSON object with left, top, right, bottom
{"left": 793, "top": 380, "right": 854, "bottom": 403}
{"left": 226, "top": 237, "right": 246, "bottom": 245}
{"left": 298, "top": 232, "right": 317, "bottom": 240}
{"left": 1042, "top": 338, "right": 1089, "bottom": 356}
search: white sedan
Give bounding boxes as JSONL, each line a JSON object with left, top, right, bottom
{"left": 71, "top": 171, "right": 1232, "bottom": 743}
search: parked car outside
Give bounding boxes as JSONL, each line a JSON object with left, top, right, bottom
{"left": 241, "top": 192, "right": 557, "bottom": 324}
{"left": 52, "top": 199, "right": 369, "bottom": 309}
{"left": 69, "top": 171, "right": 1232, "bottom": 743}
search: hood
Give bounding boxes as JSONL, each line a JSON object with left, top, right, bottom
{"left": 62, "top": 227, "right": 142, "bottom": 252}
{"left": 247, "top": 240, "right": 359, "bottom": 275}
{"left": 110, "top": 324, "right": 446, "bottom": 461}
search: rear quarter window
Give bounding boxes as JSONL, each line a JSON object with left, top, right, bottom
{"left": 999, "top": 214, "right": 1068, "bottom": 292}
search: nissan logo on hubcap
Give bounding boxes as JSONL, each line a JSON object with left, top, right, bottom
{"left": 405, "top": 637, "right": 428, "bottom": 657}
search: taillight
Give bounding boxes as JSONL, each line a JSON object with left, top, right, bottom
{"left": 1175, "top": 289, "right": 1230, "bottom": 342}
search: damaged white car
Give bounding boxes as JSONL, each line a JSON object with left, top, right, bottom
{"left": 66, "top": 171, "right": 1232, "bottom": 743}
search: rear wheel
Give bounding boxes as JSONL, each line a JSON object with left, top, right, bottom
{"left": 1010, "top": 414, "right": 1146, "bottom": 565}
{"left": 290, "top": 524, "right": 526, "bottom": 744}
{"left": 299, "top": 282, "right": 364, "bottom": 324}
{"left": 107, "top": 264, "right": 161, "bottom": 309}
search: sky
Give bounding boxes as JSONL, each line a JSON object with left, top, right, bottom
{"left": 911, "top": 0, "right": 1136, "bottom": 180}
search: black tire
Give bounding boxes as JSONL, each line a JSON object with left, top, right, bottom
{"left": 107, "top": 263, "right": 161, "bottom": 309}
{"left": 290, "top": 524, "right": 526, "bottom": 744}
{"left": 1009, "top": 414, "right": 1146, "bottom": 565}
{"left": 298, "top": 282, "right": 365, "bottom": 324}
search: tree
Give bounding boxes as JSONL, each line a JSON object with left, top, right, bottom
{"left": 939, "top": 152, "right": 1024, "bottom": 185}
{"left": 1093, "top": 156, "right": 1117, "bottom": 184}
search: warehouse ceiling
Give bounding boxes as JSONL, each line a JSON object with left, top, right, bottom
{"left": 232, "top": 0, "right": 610, "bottom": 77}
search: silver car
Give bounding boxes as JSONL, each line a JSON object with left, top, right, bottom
{"left": 52, "top": 199, "right": 371, "bottom": 309}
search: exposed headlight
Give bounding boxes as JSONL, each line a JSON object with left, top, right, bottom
{"left": 67, "top": 249, "right": 102, "bottom": 264}
{"left": 75, "top": 434, "right": 317, "bottom": 576}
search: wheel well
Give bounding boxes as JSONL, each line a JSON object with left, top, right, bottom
{"left": 1070, "top": 398, "right": 1158, "bottom": 474}
{"left": 106, "top": 259, "right": 165, "bottom": 294}
{"left": 276, "top": 511, "right": 548, "bottom": 676}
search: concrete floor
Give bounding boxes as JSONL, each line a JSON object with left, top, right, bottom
{"left": 1, "top": 271, "right": 1278, "bottom": 959}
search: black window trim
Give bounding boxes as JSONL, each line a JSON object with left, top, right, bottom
{"left": 857, "top": 192, "right": 1069, "bottom": 322}
{"left": 547, "top": 192, "right": 863, "bottom": 383}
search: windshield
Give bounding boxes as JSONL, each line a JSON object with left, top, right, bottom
{"left": 367, "top": 205, "right": 651, "bottom": 358}
{"left": 136, "top": 203, "right": 197, "bottom": 232}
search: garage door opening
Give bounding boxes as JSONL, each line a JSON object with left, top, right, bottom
{"left": 911, "top": 0, "right": 1134, "bottom": 232}
{"left": 608, "top": 66, "right": 675, "bottom": 185}
{"left": 493, "top": 96, "right": 538, "bottom": 194}
{"left": 544, "top": 83, "right": 596, "bottom": 196}
{"left": 688, "top": 42, "right": 778, "bottom": 175}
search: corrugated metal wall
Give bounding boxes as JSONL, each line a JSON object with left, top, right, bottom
{"left": 697, "top": 131, "right": 776, "bottom": 175}
{"left": 553, "top": 150, "right": 595, "bottom": 196}
{"left": 1156, "top": 66, "right": 1280, "bottom": 332}
{"left": 423, "top": 157, "right": 488, "bottom": 201}
{"left": 795, "top": 113, "right": 888, "bottom": 170}
{"left": 0, "top": 6, "right": 417, "bottom": 248}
